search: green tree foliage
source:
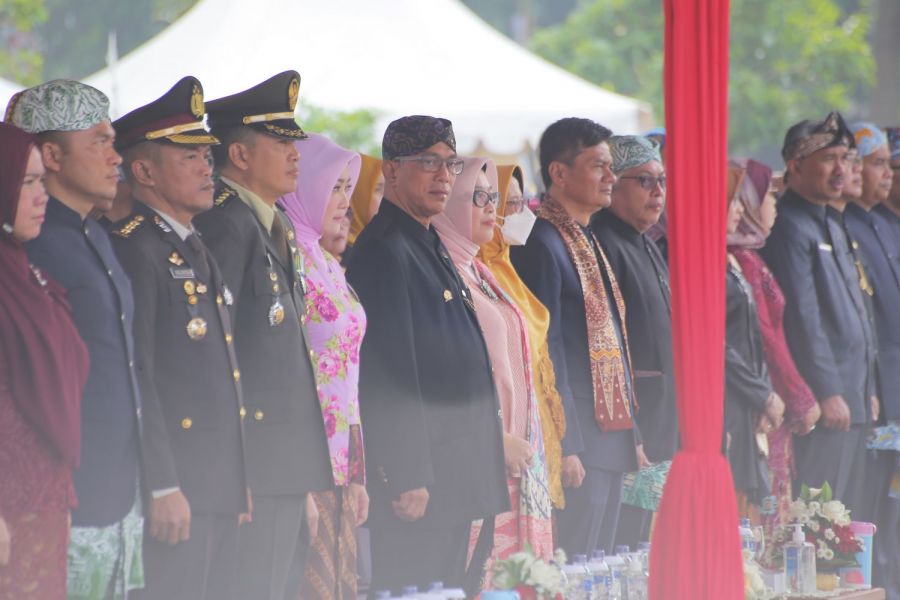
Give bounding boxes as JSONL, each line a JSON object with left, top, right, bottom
{"left": 39, "top": 0, "right": 196, "bottom": 80}
{"left": 297, "top": 102, "right": 382, "bottom": 157}
{"left": 531, "top": 0, "right": 875, "bottom": 157}
{"left": 0, "top": 0, "right": 47, "bottom": 84}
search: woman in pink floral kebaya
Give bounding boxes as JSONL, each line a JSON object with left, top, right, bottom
{"left": 279, "top": 133, "right": 367, "bottom": 600}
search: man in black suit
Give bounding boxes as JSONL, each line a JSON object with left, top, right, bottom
{"left": 843, "top": 122, "right": 899, "bottom": 597}
{"left": 592, "top": 135, "right": 676, "bottom": 548}
{"left": 760, "top": 112, "right": 878, "bottom": 515}
{"left": 110, "top": 77, "right": 249, "bottom": 600}
{"left": 193, "top": 71, "right": 333, "bottom": 600}
{"left": 346, "top": 116, "right": 508, "bottom": 596}
{"left": 512, "top": 118, "right": 643, "bottom": 556}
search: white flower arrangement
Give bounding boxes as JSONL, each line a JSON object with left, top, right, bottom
{"left": 743, "top": 549, "right": 776, "bottom": 600}
{"left": 773, "top": 483, "right": 863, "bottom": 570}
{"left": 822, "top": 500, "right": 851, "bottom": 526}
{"left": 491, "top": 546, "right": 566, "bottom": 599}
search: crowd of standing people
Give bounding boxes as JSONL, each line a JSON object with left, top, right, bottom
{"left": 0, "top": 69, "right": 898, "bottom": 600}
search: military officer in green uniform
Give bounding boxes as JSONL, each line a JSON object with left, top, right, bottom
{"left": 109, "top": 76, "right": 249, "bottom": 600}
{"left": 194, "top": 71, "right": 332, "bottom": 600}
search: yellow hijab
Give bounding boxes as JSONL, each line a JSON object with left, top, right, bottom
{"left": 347, "top": 154, "right": 383, "bottom": 245}
{"left": 479, "top": 165, "right": 567, "bottom": 508}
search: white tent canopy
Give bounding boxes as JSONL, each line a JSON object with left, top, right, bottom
{"left": 0, "top": 77, "right": 23, "bottom": 113}
{"left": 83, "top": 0, "right": 652, "bottom": 153}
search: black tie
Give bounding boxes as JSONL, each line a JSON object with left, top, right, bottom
{"left": 185, "top": 233, "right": 212, "bottom": 284}
{"left": 269, "top": 214, "right": 292, "bottom": 267}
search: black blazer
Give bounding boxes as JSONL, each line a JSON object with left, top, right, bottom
{"left": 511, "top": 217, "right": 638, "bottom": 474}
{"left": 346, "top": 200, "right": 509, "bottom": 527}
{"left": 111, "top": 202, "right": 247, "bottom": 514}
{"left": 846, "top": 203, "right": 900, "bottom": 420}
{"left": 725, "top": 260, "right": 771, "bottom": 500}
{"left": 26, "top": 197, "right": 142, "bottom": 527}
{"left": 194, "top": 181, "right": 333, "bottom": 496}
{"left": 759, "top": 189, "right": 876, "bottom": 424}
{"left": 593, "top": 211, "right": 678, "bottom": 463}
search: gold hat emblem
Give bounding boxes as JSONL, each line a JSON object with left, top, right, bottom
{"left": 186, "top": 317, "right": 207, "bottom": 340}
{"left": 288, "top": 77, "right": 300, "bottom": 111}
{"left": 190, "top": 84, "right": 204, "bottom": 119}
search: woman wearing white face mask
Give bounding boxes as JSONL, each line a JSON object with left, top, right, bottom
{"left": 477, "top": 165, "right": 567, "bottom": 512}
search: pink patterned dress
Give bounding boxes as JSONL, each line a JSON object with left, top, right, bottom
{"left": 298, "top": 240, "right": 367, "bottom": 600}
{"left": 463, "top": 260, "right": 553, "bottom": 585}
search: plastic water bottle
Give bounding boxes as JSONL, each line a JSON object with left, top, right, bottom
{"left": 740, "top": 517, "right": 756, "bottom": 553}
{"left": 561, "top": 554, "right": 591, "bottom": 598}
{"left": 587, "top": 550, "right": 610, "bottom": 599}
{"left": 423, "top": 581, "right": 465, "bottom": 600}
{"left": 637, "top": 542, "right": 651, "bottom": 576}
{"left": 409, "top": 584, "right": 445, "bottom": 600}
{"left": 625, "top": 553, "right": 648, "bottom": 600}
{"left": 605, "top": 550, "right": 626, "bottom": 600}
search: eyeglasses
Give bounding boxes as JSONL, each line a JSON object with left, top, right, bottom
{"left": 505, "top": 195, "right": 525, "bottom": 214}
{"left": 618, "top": 175, "right": 666, "bottom": 190}
{"left": 472, "top": 189, "right": 500, "bottom": 208}
{"left": 395, "top": 154, "right": 465, "bottom": 175}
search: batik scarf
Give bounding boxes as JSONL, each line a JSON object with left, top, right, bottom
{"left": 539, "top": 196, "right": 635, "bottom": 431}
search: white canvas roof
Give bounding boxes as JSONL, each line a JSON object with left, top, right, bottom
{"left": 81, "top": 0, "right": 651, "bottom": 153}
{"left": 0, "top": 76, "right": 23, "bottom": 113}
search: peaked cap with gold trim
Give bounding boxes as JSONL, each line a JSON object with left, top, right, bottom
{"left": 205, "top": 70, "right": 306, "bottom": 140}
{"left": 113, "top": 76, "right": 218, "bottom": 150}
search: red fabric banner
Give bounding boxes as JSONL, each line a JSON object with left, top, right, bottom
{"left": 649, "top": 1, "right": 744, "bottom": 598}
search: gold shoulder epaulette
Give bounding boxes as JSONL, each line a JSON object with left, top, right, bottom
{"left": 112, "top": 214, "right": 146, "bottom": 238}
{"left": 214, "top": 186, "right": 236, "bottom": 207}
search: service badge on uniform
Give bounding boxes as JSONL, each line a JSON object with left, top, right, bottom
{"left": 186, "top": 317, "right": 208, "bottom": 340}
{"left": 269, "top": 300, "right": 285, "bottom": 327}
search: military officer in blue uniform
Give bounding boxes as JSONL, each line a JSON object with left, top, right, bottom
{"left": 109, "top": 76, "right": 249, "bottom": 600}
{"left": 194, "top": 71, "right": 333, "bottom": 600}
{"left": 6, "top": 80, "right": 145, "bottom": 595}
{"left": 760, "top": 112, "right": 878, "bottom": 515}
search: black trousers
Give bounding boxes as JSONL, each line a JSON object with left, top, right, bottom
{"left": 868, "top": 450, "right": 900, "bottom": 600}
{"left": 556, "top": 467, "right": 624, "bottom": 556}
{"left": 367, "top": 518, "right": 472, "bottom": 598}
{"left": 792, "top": 424, "right": 867, "bottom": 515}
{"left": 614, "top": 503, "right": 652, "bottom": 551}
{"left": 235, "top": 493, "right": 308, "bottom": 600}
{"left": 132, "top": 513, "right": 239, "bottom": 600}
